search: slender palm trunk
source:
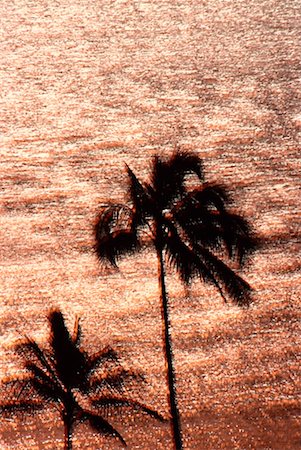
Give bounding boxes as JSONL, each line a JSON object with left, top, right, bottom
{"left": 157, "top": 247, "right": 183, "bottom": 450}
{"left": 63, "top": 413, "right": 72, "bottom": 450}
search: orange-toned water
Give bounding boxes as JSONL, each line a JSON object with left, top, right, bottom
{"left": 0, "top": 0, "right": 300, "bottom": 448}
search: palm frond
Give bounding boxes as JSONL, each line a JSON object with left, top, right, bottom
{"left": 173, "top": 198, "right": 225, "bottom": 251}
{"left": 92, "top": 397, "right": 165, "bottom": 422}
{"left": 126, "top": 164, "right": 152, "bottom": 227}
{"left": 87, "top": 346, "right": 119, "bottom": 374}
{"left": 0, "top": 377, "right": 32, "bottom": 396}
{"left": 95, "top": 229, "right": 140, "bottom": 267}
{"left": 0, "top": 377, "right": 39, "bottom": 414}
{"left": 94, "top": 204, "right": 133, "bottom": 238}
{"left": 218, "top": 213, "right": 257, "bottom": 265}
{"left": 25, "top": 362, "right": 64, "bottom": 403}
{"left": 194, "top": 245, "right": 253, "bottom": 306}
{"left": 0, "top": 399, "right": 44, "bottom": 416}
{"left": 72, "top": 315, "right": 82, "bottom": 346}
{"left": 165, "top": 225, "right": 226, "bottom": 300}
{"left": 81, "top": 411, "right": 127, "bottom": 447}
{"left": 167, "top": 151, "right": 204, "bottom": 180}
{"left": 94, "top": 205, "right": 140, "bottom": 266}
{"left": 172, "top": 184, "right": 230, "bottom": 234}
{"left": 15, "top": 338, "right": 44, "bottom": 362}
{"left": 90, "top": 367, "right": 142, "bottom": 396}
{"left": 173, "top": 186, "right": 256, "bottom": 265}
{"left": 165, "top": 219, "right": 252, "bottom": 304}
{"left": 151, "top": 151, "right": 204, "bottom": 208}
{"left": 15, "top": 338, "right": 61, "bottom": 388}
{"left": 190, "top": 184, "right": 231, "bottom": 211}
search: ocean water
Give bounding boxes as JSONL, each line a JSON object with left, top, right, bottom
{"left": 0, "top": 0, "right": 300, "bottom": 448}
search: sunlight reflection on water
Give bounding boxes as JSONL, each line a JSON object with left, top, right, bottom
{"left": 0, "top": 0, "right": 300, "bottom": 448}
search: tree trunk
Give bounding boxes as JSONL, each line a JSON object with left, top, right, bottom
{"left": 63, "top": 414, "right": 72, "bottom": 450}
{"left": 157, "top": 247, "right": 183, "bottom": 450}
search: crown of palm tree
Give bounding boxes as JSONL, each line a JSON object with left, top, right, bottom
{"left": 0, "top": 309, "right": 164, "bottom": 448}
{"left": 95, "top": 151, "right": 256, "bottom": 305}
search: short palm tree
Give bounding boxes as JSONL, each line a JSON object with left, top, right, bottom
{"left": 94, "top": 151, "right": 256, "bottom": 449}
{"left": 0, "top": 309, "right": 163, "bottom": 449}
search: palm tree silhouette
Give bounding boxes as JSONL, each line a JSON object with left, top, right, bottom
{"left": 0, "top": 309, "right": 163, "bottom": 449}
{"left": 94, "top": 151, "right": 256, "bottom": 449}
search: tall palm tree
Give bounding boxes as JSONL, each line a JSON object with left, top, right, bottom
{"left": 0, "top": 309, "right": 163, "bottom": 449}
{"left": 94, "top": 151, "right": 256, "bottom": 449}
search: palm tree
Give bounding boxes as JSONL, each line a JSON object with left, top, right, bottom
{"left": 94, "top": 151, "right": 256, "bottom": 449}
{"left": 0, "top": 309, "right": 163, "bottom": 449}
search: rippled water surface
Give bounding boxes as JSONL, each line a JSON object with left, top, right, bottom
{"left": 0, "top": 0, "right": 300, "bottom": 448}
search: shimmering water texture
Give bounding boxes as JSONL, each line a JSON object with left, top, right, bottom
{"left": 0, "top": 0, "right": 300, "bottom": 449}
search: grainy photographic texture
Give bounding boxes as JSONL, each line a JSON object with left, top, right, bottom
{"left": 0, "top": 1, "right": 300, "bottom": 449}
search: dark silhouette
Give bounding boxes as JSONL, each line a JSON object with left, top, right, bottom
{"left": 0, "top": 309, "right": 163, "bottom": 449}
{"left": 94, "top": 151, "right": 256, "bottom": 449}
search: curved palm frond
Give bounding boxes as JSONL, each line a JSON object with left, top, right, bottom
{"left": 81, "top": 411, "right": 127, "bottom": 447}
{"left": 192, "top": 184, "right": 231, "bottom": 209}
{"left": 172, "top": 184, "right": 230, "bottom": 231}
{"left": 94, "top": 205, "right": 140, "bottom": 266}
{"left": 165, "top": 218, "right": 252, "bottom": 305}
{"left": 89, "top": 366, "right": 143, "bottom": 397}
{"left": 164, "top": 223, "right": 227, "bottom": 301}
{"left": 217, "top": 213, "right": 257, "bottom": 265}
{"left": 173, "top": 198, "right": 225, "bottom": 252}
{"left": 0, "top": 399, "right": 44, "bottom": 416}
{"left": 0, "top": 377, "right": 33, "bottom": 397}
{"left": 0, "top": 377, "right": 40, "bottom": 417}
{"left": 95, "top": 229, "right": 139, "bottom": 267}
{"left": 25, "top": 363, "right": 64, "bottom": 404}
{"left": 93, "top": 396, "right": 165, "bottom": 422}
{"left": 15, "top": 338, "right": 63, "bottom": 392}
{"left": 151, "top": 151, "right": 204, "bottom": 208}
{"left": 173, "top": 185, "right": 256, "bottom": 266}
{"left": 87, "top": 346, "right": 119, "bottom": 374}
{"left": 167, "top": 151, "right": 204, "bottom": 181}
{"left": 193, "top": 244, "right": 253, "bottom": 306}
